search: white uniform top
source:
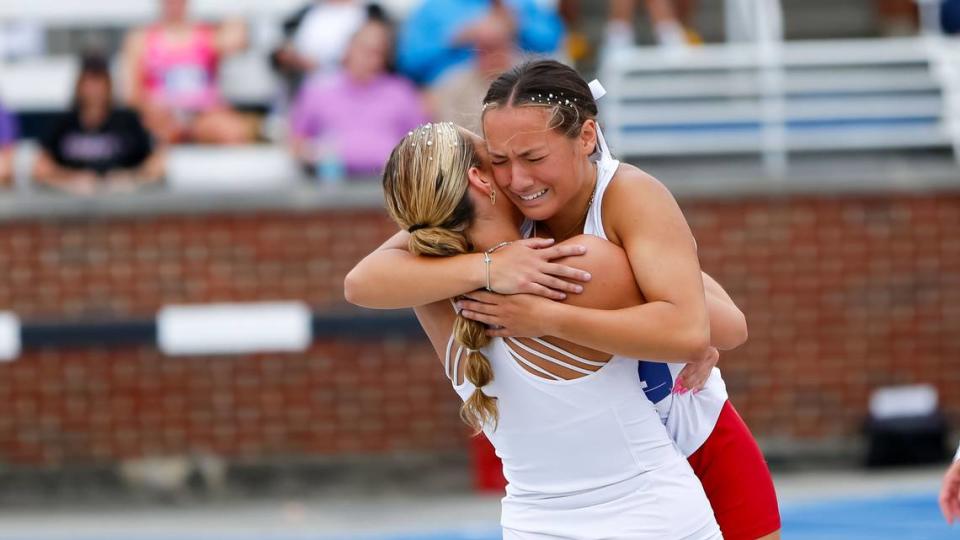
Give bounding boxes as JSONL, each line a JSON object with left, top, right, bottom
{"left": 521, "top": 134, "right": 728, "bottom": 457}
{"left": 445, "top": 334, "right": 721, "bottom": 539}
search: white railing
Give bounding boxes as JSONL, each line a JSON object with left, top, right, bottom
{"left": 601, "top": 38, "right": 950, "bottom": 176}
{"left": 600, "top": 0, "right": 960, "bottom": 175}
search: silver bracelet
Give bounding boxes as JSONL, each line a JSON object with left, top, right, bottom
{"left": 483, "top": 241, "right": 513, "bottom": 292}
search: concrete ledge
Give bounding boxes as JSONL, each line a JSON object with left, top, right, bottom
{"left": 0, "top": 452, "right": 471, "bottom": 506}
{"left": 1, "top": 152, "right": 957, "bottom": 221}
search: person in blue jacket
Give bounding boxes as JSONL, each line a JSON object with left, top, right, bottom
{"left": 397, "top": 0, "right": 564, "bottom": 86}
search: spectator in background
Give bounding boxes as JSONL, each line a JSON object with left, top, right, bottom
{"left": 271, "top": 0, "right": 369, "bottom": 97}
{"left": 289, "top": 15, "right": 426, "bottom": 179}
{"left": 428, "top": 14, "right": 518, "bottom": 132}
{"left": 943, "top": 446, "right": 960, "bottom": 524}
{"left": 876, "top": 0, "right": 918, "bottom": 36}
{"left": 121, "top": 0, "right": 256, "bottom": 144}
{"left": 397, "top": 0, "right": 564, "bottom": 86}
{"left": 941, "top": 0, "right": 960, "bottom": 34}
{"left": 0, "top": 100, "right": 17, "bottom": 187}
{"left": 606, "top": 0, "right": 699, "bottom": 51}
{"left": 33, "top": 56, "right": 164, "bottom": 195}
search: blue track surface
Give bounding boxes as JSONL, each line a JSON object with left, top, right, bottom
{"left": 338, "top": 491, "right": 956, "bottom": 540}
{"left": 781, "top": 492, "right": 954, "bottom": 540}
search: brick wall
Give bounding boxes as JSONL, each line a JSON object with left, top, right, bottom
{"left": 0, "top": 193, "right": 957, "bottom": 466}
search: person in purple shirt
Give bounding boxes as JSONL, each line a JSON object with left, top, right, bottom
{"left": 0, "top": 101, "right": 18, "bottom": 187}
{"left": 289, "top": 14, "right": 426, "bottom": 179}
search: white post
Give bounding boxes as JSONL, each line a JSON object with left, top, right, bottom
{"left": 915, "top": 0, "right": 943, "bottom": 36}
{"left": 756, "top": 0, "right": 788, "bottom": 178}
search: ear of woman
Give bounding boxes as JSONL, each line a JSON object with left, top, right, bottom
{"left": 467, "top": 165, "right": 494, "bottom": 194}
{"left": 579, "top": 118, "right": 598, "bottom": 157}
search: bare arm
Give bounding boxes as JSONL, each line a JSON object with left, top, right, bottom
{"left": 215, "top": 19, "right": 248, "bottom": 56}
{"left": 120, "top": 29, "right": 146, "bottom": 109}
{"left": 345, "top": 231, "right": 486, "bottom": 308}
{"left": 942, "top": 451, "right": 960, "bottom": 524}
{"left": 134, "top": 146, "right": 167, "bottom": 182}
{"left": 0, "top": 147, "right": 13, "bottom": 187}
{"left": 703, "top": 271, "right": 747, "bottom": 350}
{"left": 32, "top": 151, "right": 99, "bottom": 194}
{"left": 103, "top": 147, "right": 167, "bottom": 189}
{"left": 344, "top": 231, "right": 592, "bottom": 309}
{"left": 463, "top": 168, "right": 711, "bottom": 361}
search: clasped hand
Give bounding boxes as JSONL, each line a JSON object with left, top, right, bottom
{"left": 485, "top": 237, "right": 591, "bottom": 301}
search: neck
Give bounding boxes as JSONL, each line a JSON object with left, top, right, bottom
{"left": 469, "top": 207, "right": 524, "bottom": 252}
{"left": 542, "top": 160, "right": 597, "bottom": 242}
{"left": 347, "top": 71, "right": 377, "bottom": 85}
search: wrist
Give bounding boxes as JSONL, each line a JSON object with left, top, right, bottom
{"left": 469, "top": 252, "right": 486, "bottom": 291}
{"left": 541, "top": 300, "right": 569, "bottom": 337}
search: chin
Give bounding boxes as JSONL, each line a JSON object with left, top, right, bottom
{"left": 515, "top": 202, "right": 558, "bottom": 224}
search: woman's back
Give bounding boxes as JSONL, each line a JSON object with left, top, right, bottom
{"left": 420, "top": 236, "right": 720, "bottom": 539}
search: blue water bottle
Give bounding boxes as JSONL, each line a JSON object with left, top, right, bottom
{"left": 315, "top": 136, "right": 345, "bottom": 185}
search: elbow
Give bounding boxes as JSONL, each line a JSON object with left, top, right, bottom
{"left": 713, "top": 310, "right": 749, "bottom": 351}
{"left": 343, "top": 270, "right": 365, "bottom": 307}
{"left": 731, "top": 310, "right": 749, "bottom": 349}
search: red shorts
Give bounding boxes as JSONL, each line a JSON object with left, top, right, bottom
{"left": 687, "top": 401, "right": 781, "bottom": 540}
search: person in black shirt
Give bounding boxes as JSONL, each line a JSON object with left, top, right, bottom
{"left": 33, "top": 55, "right": 165, "bottom": 195}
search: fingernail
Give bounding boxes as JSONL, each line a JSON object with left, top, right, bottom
{"left": 583, "top": 272, "right": 591, "bottom": 280}
{"left": 558, "top": 293, "right": 567, "bottom": 300}
{"left": 573, "top": 285, "right": 583, "bottom": 293}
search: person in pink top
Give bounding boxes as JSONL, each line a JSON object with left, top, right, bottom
{"left": 121, "top": 0, "right": 256, "bottom": 144}
{"left": 289, "top": 15, "right": 427, "bottom": 178}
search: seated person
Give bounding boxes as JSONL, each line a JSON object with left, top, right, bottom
{"left": 0, "top": 100, "right": 17, "bottom": 187}
{"left": 121, "top": 0, "right": 256, "bottom": 144}
{"left": 289, "top": 15, "right": 425, "bottom": 178}
{"left": 33, "top": 56, "right": 165, "bottom": 195}
{"left": 428, "top": 11, "right": 518, "bottom": 133}
{"left": 397, "top": 0, "right": 563, "bottom": 85}
{"left": 271, "top": 0, "right": 368, "bottom": 98}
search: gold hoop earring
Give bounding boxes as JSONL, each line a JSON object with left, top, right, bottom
{"left": 489, "top": 189, "right": 496, "bottom": 206}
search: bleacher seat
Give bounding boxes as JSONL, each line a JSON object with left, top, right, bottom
{"left": 0, "top": 0, "right": 304, "bottom": 26}
{"left": 599, "top": 37, "right": 952, "bottom": 165}
{"left": 9, "top": 142, "right": 304, "bottom": 192}
{"left": 164, "top": 145, "right": 303, "bottom": 191}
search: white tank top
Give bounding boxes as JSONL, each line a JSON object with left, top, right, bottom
{"left": 444, "top": 334, "right": 720, "bottom": 539}
{"left": 520, "top": 140, "right": 728, "bottom": 457}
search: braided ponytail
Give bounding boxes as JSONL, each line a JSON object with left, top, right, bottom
{"left": 382, "top": 122, "right": 499, "bottom": 432}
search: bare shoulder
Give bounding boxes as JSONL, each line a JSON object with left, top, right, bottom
{"left": 602, "top": 163, "right": 686, "bottom": 244}
{"left": 122, "top": 28, "right": 147, "bottom": 54}
{"left": 559, "top": 233, "right": 614, "bottom": 251}
{"left": 605, "top": 162, "right": 673, "bottom": 201}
